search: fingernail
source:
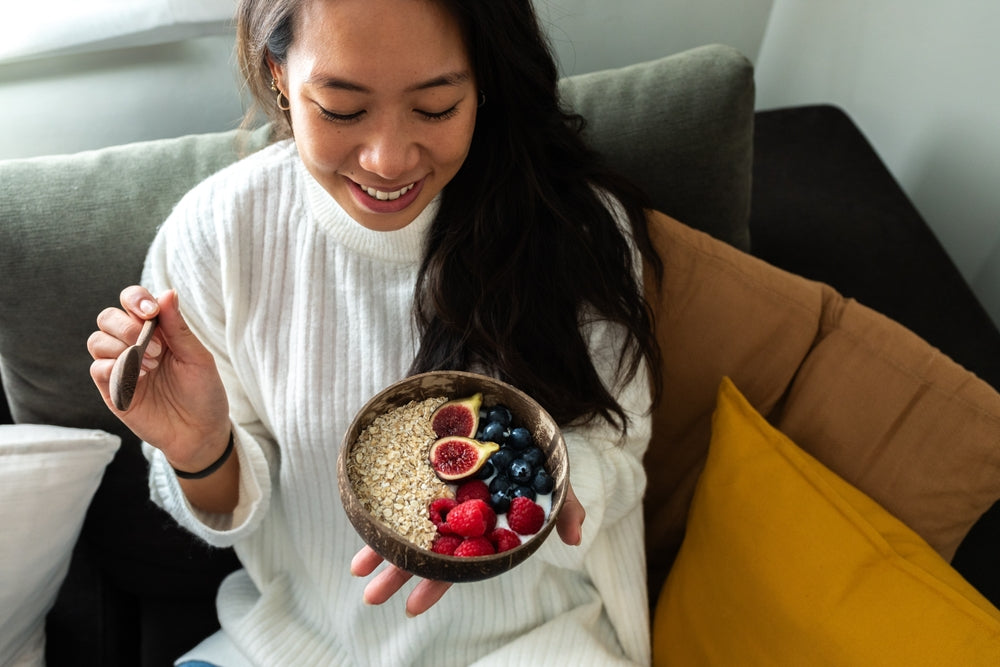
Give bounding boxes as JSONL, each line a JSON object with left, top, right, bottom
{"left": 405, "top": 609, "right": 419, "bottom": 619}
{"left": 146, "top": 338, "right": 162, "bottom": 357}
{"left": 140, "top": 299, "right": 157, "bottom": 315}
{"left": 141, "top": 357, "right": 159, "bottom": 372}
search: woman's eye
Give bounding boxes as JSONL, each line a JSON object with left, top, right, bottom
{"left": 315, "top": 104, "right": 459, "bottom": 123}
{"left": 417, "top": 105, "right": 460, "bottom": 121}
{"left": 317, "top": 106, "right": 365, "bottom": 123}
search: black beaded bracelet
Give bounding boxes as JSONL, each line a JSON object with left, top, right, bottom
{"left": 172, "top": 431, "right": 235, "bottom": 480}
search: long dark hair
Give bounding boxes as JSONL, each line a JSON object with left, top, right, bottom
{"left": 236, "top": 0, "right": 662, "bottom": 431}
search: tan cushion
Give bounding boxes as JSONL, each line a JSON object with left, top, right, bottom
{"left": 775, "top": 293, "right": 1000, "bottom": 561}
{"left": 642, "top": 210, "right": 1000, "bottom": 602}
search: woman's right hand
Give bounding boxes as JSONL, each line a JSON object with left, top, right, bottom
{"left": 88, "top": 286, "right": 231, "bottom": 473}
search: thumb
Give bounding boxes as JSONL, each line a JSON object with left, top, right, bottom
{"left": 154, "top": 289, "right": 209, "bottom": 362}
{"left": 556, "top": 483, "right": 585, "bottom": 547}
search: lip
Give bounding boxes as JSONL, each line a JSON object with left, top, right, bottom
{"left": 346, "top": 177, "right": 425, "bottom": 215}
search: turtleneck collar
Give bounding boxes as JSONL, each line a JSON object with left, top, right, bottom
{"left": 300, "top": 159, "right": 439, "bottom": 264}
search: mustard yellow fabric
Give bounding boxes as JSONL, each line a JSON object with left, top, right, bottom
{"left": 651, "top": 377, "right": 1000, "bottom": 666}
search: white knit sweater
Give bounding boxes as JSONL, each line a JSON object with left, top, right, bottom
{"left": 142, "top": 139, "right": 652, "bottom": 666}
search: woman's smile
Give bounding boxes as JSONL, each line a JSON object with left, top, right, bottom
{"left": 346, "top": 177, "right": 424, "bottom": 214}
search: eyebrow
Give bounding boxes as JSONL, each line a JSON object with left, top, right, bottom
{"left": 306, "top": 71, "right": 471, "bottom": 94}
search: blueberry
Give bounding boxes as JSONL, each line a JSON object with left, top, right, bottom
{"left": 531, "top": 469, "right": 554, "bottom": 494}
{"left": 489, "top": 474, "right": 513, "bottom": 495}
{"left": 488, "top": 448, "right": 516, "bottom": 471}
{"left": 507, "top": 426, "right": 533, "bottom": 450}
{"left": 486, "top": 405, "right": 513, "bottom": 428}
{"left": 511, "top": 485, "right": 536, "bottom": 502}
{"left": 473, "top": 460, "right": 495, "bottom": 480}
{"left": 508, "top": 458, "right": 533, "bottom": 484}
{"left": 490, "top": 491, "right": 512, "bottom": 514}
{"left": 481, "top": 420, "right": 507, "bottom": 444}
{"left": 522, "top": 446, "right": 545, "bottom": 468}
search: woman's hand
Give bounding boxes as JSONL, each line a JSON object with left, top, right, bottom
{"left": 350, "top": 483, "right": 586, "bottom": 616}
{"left": 88, "top": 286, "right": 231, "bottom": 471}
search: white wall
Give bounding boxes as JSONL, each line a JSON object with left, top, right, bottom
{"left": 754, "top": 0, "right": 1000, "bottom": 328}
{"left": 0, "top": 33, "right": 244, "bottom": 159}
{"left": 534, "top": 0, "right": 772, "bottom": 76}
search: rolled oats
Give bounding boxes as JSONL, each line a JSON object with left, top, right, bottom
{"left": 347, "top": 397, "right": 452, "bottom": 550}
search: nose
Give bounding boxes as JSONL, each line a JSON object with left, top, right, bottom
{"left": 357, "top": 114, "right": 420, "bottom": 181}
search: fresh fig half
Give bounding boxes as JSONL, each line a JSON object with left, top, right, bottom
{"left": 429, "top": 436, "right": 499, "bottom": 481}
{"left": 430, "top": 393, "right": 483, "bottom": 438}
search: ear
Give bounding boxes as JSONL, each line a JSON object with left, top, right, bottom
{"left": 266, "top": 54, "right": 285, "bottom": 90}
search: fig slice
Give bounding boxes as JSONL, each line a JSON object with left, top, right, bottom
{"left": 429, "top": 436, "right": 499, "bottom": 481}
{"left": 430, "top": 392, "right": 483, "bottom": 438}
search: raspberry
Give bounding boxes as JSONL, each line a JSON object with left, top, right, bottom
{"left": 453, "top": 536, "right": 496, "bottom": 557}
{"left": 507, "top": 496, "right": 545, "bottom": 535}
{"left": 488, "top": 527, "right": 522, "bottom": 553}
{"left": 428, "top": 497, "right": 457, "bottom": 529}
{"left": 456, "top": 479, "right": 491, "bottom": 504}
{"left": 431, "top": 535, "right": 463, "bottom": 555}
{"left": 444, "top": 499, "right": 497, "bottom": 538}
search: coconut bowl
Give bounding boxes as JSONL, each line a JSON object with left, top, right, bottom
{"left": 337, "top": 370, "right": 569, "bottom": 583}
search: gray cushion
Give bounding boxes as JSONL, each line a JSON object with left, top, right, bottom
{"left": 0, "top": 124, "right": 274, "bottom": 430}
{"left": 559, "top": 44, "right": 754, "bottom": 250}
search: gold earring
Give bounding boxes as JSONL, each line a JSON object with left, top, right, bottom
{"left": 270, "top": 78, "right": 290, "bottom": 111}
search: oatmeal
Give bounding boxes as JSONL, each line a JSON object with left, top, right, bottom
{"left": 346, "top": 397, "right": 453, "bottom": 549}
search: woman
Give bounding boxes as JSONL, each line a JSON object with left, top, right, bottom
{"left": 88, "top": 0, "right": 662, "bottom": 664}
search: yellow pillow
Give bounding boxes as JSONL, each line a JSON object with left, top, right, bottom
{"left": 652, "top": 377, "right": 1000, "bottom": 666}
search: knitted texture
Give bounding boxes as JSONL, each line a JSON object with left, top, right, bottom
{"left": 143, "top": 140, "right": 652, "bottom": 665}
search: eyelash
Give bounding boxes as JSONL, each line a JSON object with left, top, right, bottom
{"left": 317, "top": 105, "right": 460, "bottom": 124}
{"left": 318, "top": 108, "right": 364, "bottom": 124}
{"left": 419, "top": 105, "right": 460, "bottom": 121}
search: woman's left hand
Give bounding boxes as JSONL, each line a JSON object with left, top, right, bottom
{"left": 350, "top": 482, "right": 586, "bottom": 616}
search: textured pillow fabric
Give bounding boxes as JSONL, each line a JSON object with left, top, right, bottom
{"left": 651, "top": 378, "right": 1000, "bottom": 666}
{"left": 559, "top": 44, "right": 754, "bottom": 250}
{"left": 773, "top": 295, "right": 1000, "bottom": 563}
{"left": 0, "top": 123, "right": 274, "bottom": 430}
{"left": 642, "top": 211, "right": 1000, "bottom": 602}
{"left": 0, "top": 425, "right": 119, "bottom": 667}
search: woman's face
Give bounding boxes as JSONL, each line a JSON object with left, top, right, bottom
{"left": 271, "top": 0, "right": 477, "bottom": 231}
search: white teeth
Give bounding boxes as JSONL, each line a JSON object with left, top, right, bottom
{"left": 363, "top": 183, "right": 415, "bottom": 201}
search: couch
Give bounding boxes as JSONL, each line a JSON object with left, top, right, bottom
{"left": 2, "top": 44, "right": 999, "bottom": 666}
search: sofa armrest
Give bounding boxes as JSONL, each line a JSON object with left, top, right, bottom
{"left": 748, "top": 103, "right": 1000, "bottom": 607}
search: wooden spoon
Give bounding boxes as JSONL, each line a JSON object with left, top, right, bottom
{"left": 109, "top": 317, "right": 157, "bottom": 411}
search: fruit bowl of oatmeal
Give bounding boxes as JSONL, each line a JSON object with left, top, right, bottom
{"left": 337, "top": 370, "right": 568, "bottom": 583}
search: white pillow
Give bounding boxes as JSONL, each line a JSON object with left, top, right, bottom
{"left": 0, "top": 424, "right": 120, "bottom": 667}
